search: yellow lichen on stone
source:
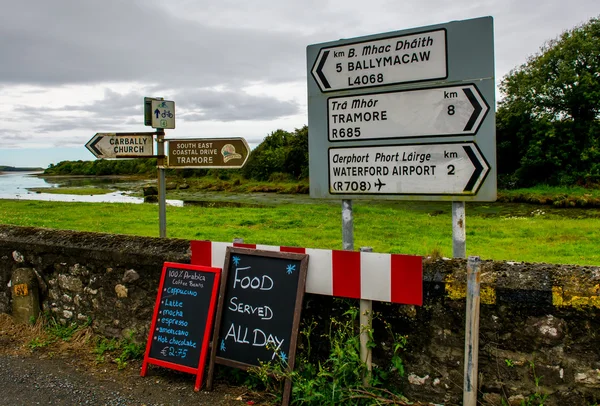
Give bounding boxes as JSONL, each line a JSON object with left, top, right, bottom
{"left": 553, "top": 285, "right": 600, "bottom": 308}
{"left": 480, "top": 286, "right": 496, "bottom": 305}
{"left": 552, "top": 286, "right": 564, "bottom": 306}
{"left": 444, "top": 275, "right": 496, "bottom": 304}
{"left": 444, "top": 275, "right": 466, "bottom": 300}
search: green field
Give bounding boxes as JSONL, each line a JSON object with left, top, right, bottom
{"left": 1, "top": 198, "right": 599, "bottom": 266}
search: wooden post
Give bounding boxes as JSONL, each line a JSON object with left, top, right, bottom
{"left": 463, "top": 256, "right": 481, "bottom": 406}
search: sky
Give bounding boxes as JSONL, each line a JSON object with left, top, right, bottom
{"left": 0, "top": 0, "right": 597, "bottom": 168}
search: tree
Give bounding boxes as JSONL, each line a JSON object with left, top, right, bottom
{"left": 242, "top": 127, "right": 309, "bottom": 181}
{"left": 497, "top": 16, "right": 600, "bottom": 187}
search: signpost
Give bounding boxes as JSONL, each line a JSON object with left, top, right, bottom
{"left": 311, "top": 29, "right": 447, "bottom": 92}
{"left": 166, "top": 138, "right": 249, "bottom": 169}
{"left": 144, "top": 97, "right": 162, "bottom": 126}
{"left": 85, "top": 132, "right": 155, "bottom": 159}
{"left": 308, "top": 17, "right": 495, "bottom": 402}
{"left": 328, "top": 142, "right": 489, "bottom": 195}
{"left": 327, "top": 84, "right": 488, "bottom": 141}
{"left": 151, "top": 100, "right": 176, "bottom": 129}
{"left": 307, "top": 16, "right": 496, "bottom": 201}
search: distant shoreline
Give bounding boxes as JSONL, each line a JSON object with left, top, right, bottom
{"left": 0, "top": 166, "right": 44, "bottom": 173}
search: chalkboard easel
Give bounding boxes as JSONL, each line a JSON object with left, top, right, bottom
{"left": 141, "top": 262, "right": 221, "bottom": 391}
{"left": 206, "top": 247, "right": 309, "bottom": 406}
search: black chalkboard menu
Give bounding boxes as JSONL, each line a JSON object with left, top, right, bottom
{"left": 206, "top": 248, "right": 308, "bottom": 406}
{"left": 141, "top": 262, "right": 221, "bottom": 391}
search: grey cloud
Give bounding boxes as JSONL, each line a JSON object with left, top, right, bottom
{"left": 14, "top": 88, "right": 143, "bottom": 117}
{"left": 12, "top": 85, "right": 300, "bottom": 130}
{"left": 0, "top": 130, "right": 27, "bottom": 148}
{"left": 176, "top": 88, "right": 300, "bottom": 121}
{"left": 0, "top": 0, "right": 309, "bottom": 88}
{"left": 34, "top": 116, "right": 133, "bottom": 133}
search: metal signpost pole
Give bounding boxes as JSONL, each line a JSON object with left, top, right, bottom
{"left": 156, "top": 130, "right": 167, "bottom": 238}
{"left": 342, "top": 200, "right": 354, "bottom": 251}
{"left": 452, "top": 201, "right": 466, "bottom": 258}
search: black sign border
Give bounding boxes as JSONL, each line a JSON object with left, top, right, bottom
{"left": 206, "top": 247, "right": 309, "bottom": 406}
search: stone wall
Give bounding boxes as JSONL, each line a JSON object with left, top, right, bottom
{"left": 0, "top": 225, "right": 598, "bottom": 405}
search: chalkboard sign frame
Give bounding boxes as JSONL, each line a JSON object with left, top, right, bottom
{"left": 141, "top": 262, "right": 221, "bottom": 391}
{"left": 206, "top": 247, "right": 309, "bottom": 406}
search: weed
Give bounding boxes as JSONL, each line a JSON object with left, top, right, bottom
{"left": 248, "top": 303, "right": 409, "bottom": 405}
{"left": 28, "top": 313, "right": 91, "bottom": 351}
{"left": 505, "top": 359, "right": 515, "bottom": 368}
{"left": 520, "top": 361, "right": 548, "bottom": 406}
{"left": 29, "top": 336, "right": 52, "bottom": 350}
{"left": 93, "top": 332, "right": 144, "bottom": 370}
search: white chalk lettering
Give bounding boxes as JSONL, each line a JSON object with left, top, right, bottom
{"left": 233, "top": 266, "right": 274, "bottom": 291}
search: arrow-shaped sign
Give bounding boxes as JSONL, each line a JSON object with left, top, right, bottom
{"left": 311, "top": 29, "right": 447, "bottom": 92}
{"left": 85, "top": 132, "right": 155, "bottom": 159}
{"left": 328, "top": 142, "right": 490, "bottom": 195}
{"left": 327, "top": 84, "right": 489, "bottom": 141}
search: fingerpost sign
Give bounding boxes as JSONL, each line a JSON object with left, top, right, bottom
{"left": 141, "top": 262, "right": 221, "bottom": 391}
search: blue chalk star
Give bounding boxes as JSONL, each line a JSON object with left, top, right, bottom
{"left": 220, "top": 339, "right": 226, "bottom": 352}
{"left": 232, "top": 256, "right": 241, "bottom": 266}
{"left": 286, "top": 264, "right": 296, "bottom": 275}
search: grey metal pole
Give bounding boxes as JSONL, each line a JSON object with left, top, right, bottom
{"left": 156, "top": 130, "right": 167, "bottom": 238}
{"left": 359, "top": 246, "right": 373, "bottom": 385}
{"left": 463, "top": 256, "right": 481, "bottom": 406}
{"left": 452, "top": 201, "right": 466, "bottom": 258}
{"left": 342, "top": 200, "right": 353, "bottom": 251}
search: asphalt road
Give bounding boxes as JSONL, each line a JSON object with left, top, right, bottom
{"left": 0, "top": 354, "right": 249, "bottom": 406}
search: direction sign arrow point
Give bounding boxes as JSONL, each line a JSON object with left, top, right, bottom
{"left": 89, "top": 135, "right": 103, "bottom": 156}
{"left": 315, "top": 50, "right": 331, "bottom": 89}
{"left": 463, "top": 145, "right": 485, "bottom": 192}
{"left": 463, "top": 87, "right": 484, "bottom": 132}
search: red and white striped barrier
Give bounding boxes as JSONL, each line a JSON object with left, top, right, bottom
{"left": 190, "top": 240, "right": 422, "bottom": 305}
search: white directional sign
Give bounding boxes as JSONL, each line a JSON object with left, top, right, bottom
{"left": 151, "top": 100, "right": 175, "bottom": 129}
{"left": 328, "top": 85, "right": 488, "bottom": 141}
{"left": 85, "top": 133, "right": 155, "bottom": 159}
{"left": 308, "top": 17, "right": 496, "bottom": 201}
{"left": 329, "top": 143, "right": 489, "bottom": 195}
{"left": 311, "top": 29, "right": 447, "bottom": 92}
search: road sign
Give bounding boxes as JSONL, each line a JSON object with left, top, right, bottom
{"left": 85, "top": 132, "right": 155, "bottom": 159}
{"left": 311, "top": 29, "right": 447, "bottom": 92}
{"left": 328, "top": 142, "right": 489, "bottom": 196}
{"left": 151, "top": 100, "right": 175, "bottom": 129}
{"left": 144, "top": 97, "right": 163, "bottom": 126}
{"left": 328, "top": 84, "right": 488, "bottom": 141}
{"left": 166, "top": 138, "right": 250, "bottom": 169}
{"left": 307, "top": 17, "right": 496, "bottom": 201}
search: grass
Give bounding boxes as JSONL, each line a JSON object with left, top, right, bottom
{"left": 28, "top": 187, "right": 113, "bottom": 195}
{"left": 498, "top": 185, "right": 600, "bottom": 207}
{"left": 0, "top": 197, "right": 599, "bottom": 265}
